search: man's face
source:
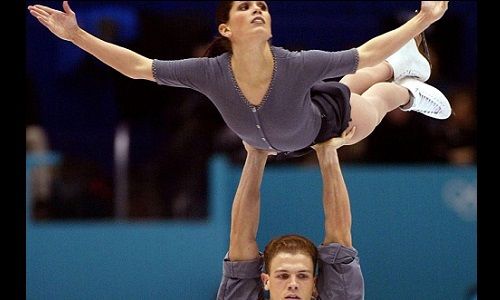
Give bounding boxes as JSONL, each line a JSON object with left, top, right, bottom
{"left": 262, "top": 252, "right": 316, "bottom": 300}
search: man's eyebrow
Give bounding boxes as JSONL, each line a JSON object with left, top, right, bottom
{"left": 274, "top": 269, "right": 312, "bottom": 273}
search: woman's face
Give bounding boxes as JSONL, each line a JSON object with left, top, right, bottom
{"left": 220, "top": 1, "right": 272, "bottom": 44}
{"left": 262, "top": 252, "right": 316, "bottom": 300}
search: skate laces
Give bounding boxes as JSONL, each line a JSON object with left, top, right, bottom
{"left": 413, "top": 87, "right": 441, "bottom": 115}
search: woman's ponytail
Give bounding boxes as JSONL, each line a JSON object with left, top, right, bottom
{"left": 203, "top": 36, "right": 232, "bottom": 57}
{"left": 204, "top": 1, "right": 234, "bottom": 57}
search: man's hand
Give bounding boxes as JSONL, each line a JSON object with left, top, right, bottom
{"left": 312, "top": 126, "right": 356, "bottom": 152}
{"left": 242, "top": 141, "right": 277, "bottom": 156}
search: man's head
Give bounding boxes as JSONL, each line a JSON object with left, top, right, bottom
{"left": 262, "top": 235, "right": 318, "bottom": 300}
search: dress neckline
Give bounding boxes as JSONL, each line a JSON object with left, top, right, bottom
{"left": 227, "top": 46, "right": 277, "bottom": 110}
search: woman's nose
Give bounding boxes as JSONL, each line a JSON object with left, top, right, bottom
{"left": 252, "top": 5, "right": 262, "bottom": 14}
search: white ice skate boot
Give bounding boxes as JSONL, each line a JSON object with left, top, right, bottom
{"left": 398, "top": 77, "right": 451, "bottom": 120}
{"left": 386, "top": 37, "right": 431, "bottom": 83}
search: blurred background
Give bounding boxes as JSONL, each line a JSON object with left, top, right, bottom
{"left": 25, "top": 1, "right": 477, "bottom": 299}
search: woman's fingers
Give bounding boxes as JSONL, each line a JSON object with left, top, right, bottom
{"left": 63, "top": 1, "right": 74, "bottom": 14}
{"left": 29, "top": 6, "right": 51, "bottom": 17}
{"left": 29, "top": 8, "right": 50, "bottom": 24}
{"left": 36, "top": 16, "right": 51, "bottom": 28}
{"left": 33, "top": 4, "right": 60, "bottom": 15}
{"left": 29, "top": 9, "right": 45, "bottom": 20}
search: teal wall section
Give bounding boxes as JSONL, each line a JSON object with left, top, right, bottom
{"left": 254, "top": 163, "right": 477, "bottom": 300}
{"left": 26, "top": 154, "right": 476, "bottom": 299}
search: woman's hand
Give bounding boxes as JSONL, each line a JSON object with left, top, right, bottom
{"left": 419, "top": 1, "right": 449, "bottom": 24}
{"left": 28, "top": 1, "right": 80, "bottom": 42}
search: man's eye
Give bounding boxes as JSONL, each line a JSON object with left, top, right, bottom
{"left": 277, "top": 274, "right": 289, "bottom": 279}
{"left": 239, "top": 3, "right": 249, "bottom": 10}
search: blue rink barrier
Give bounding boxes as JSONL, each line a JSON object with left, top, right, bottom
{"left": 26, "top": 154, "right": 476, "bottom": 300}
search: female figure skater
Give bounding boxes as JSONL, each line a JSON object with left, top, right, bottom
{"left": 27, "top": 1, "right": 450, "bottom": 156}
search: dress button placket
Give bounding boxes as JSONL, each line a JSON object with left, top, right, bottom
{"left": 251, "top": 108, "right": 276, "bottom": 151}
{"left": 228, "top": 47, "right": 278, "bottom": 152}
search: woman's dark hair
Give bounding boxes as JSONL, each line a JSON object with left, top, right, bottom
{"left": 204, "top": 1, "right": 234, "bottom": 57}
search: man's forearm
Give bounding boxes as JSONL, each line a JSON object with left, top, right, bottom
{"left": 316, "top": 148, "right": 353, "bottom": 247}
{"left": 228, "top": 151, "right": 268, "bottom": 260}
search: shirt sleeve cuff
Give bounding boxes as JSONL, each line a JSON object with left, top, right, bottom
{"left": 352, "top": 48, "right": 360, "bottom": 73}
{"left": 222, "top": 252, "right": 264, "bottom": 279}
{"left": 318, "top": 243, "right": 359, "bottom": 264}
{"left": 151, "top": 59, "right": 159, "bottom": 83}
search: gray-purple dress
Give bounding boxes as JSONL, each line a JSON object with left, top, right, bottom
{"left": 152, "top": 46, "right": 358, "bottom": 152}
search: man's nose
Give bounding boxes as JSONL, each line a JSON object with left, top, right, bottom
{"left": 287, "top": 277, "right": 298, "bottom": 290}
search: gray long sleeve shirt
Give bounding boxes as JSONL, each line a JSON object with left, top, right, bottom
{"left": 216, "top": 243, "right": 364, "bottom": 300}
{"left": 153, "top": 46, "right": 359, "bottom": 151}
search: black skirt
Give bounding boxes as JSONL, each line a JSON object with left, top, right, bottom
{"left": 276, "top": 80, "right": 352, "bottom": 160}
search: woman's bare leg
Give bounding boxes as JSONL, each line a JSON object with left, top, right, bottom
{"left": 336, "top": 34, "right": 449, "bottom": 146}
{"left": 340, "top": 61, "right": 393, "bottom": 95}
{"left": 344, "top": 82, "right": 410, "bottom": 145}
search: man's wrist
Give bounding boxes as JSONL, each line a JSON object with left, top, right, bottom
{"left": 315, "top": 147, "right": 338, "bottom": 157}
{"left": 315, "top": 149, "right": 340, "bottom": 165}
{"left": 246, "top": 151, "right": 269, "bottom": 162}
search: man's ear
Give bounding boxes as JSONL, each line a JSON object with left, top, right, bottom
{"left": 218, "top": 24, "right": 232, "bottom": 38}
{"left": 261, "top": 273, "right": 270, "bottom": 290}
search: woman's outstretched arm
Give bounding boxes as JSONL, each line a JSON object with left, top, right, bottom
{"left": 28, "top": 1, "right": 154, "bottom": 81}
{"left": 356, "top": 1, "right": 448, "bottom": 69}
